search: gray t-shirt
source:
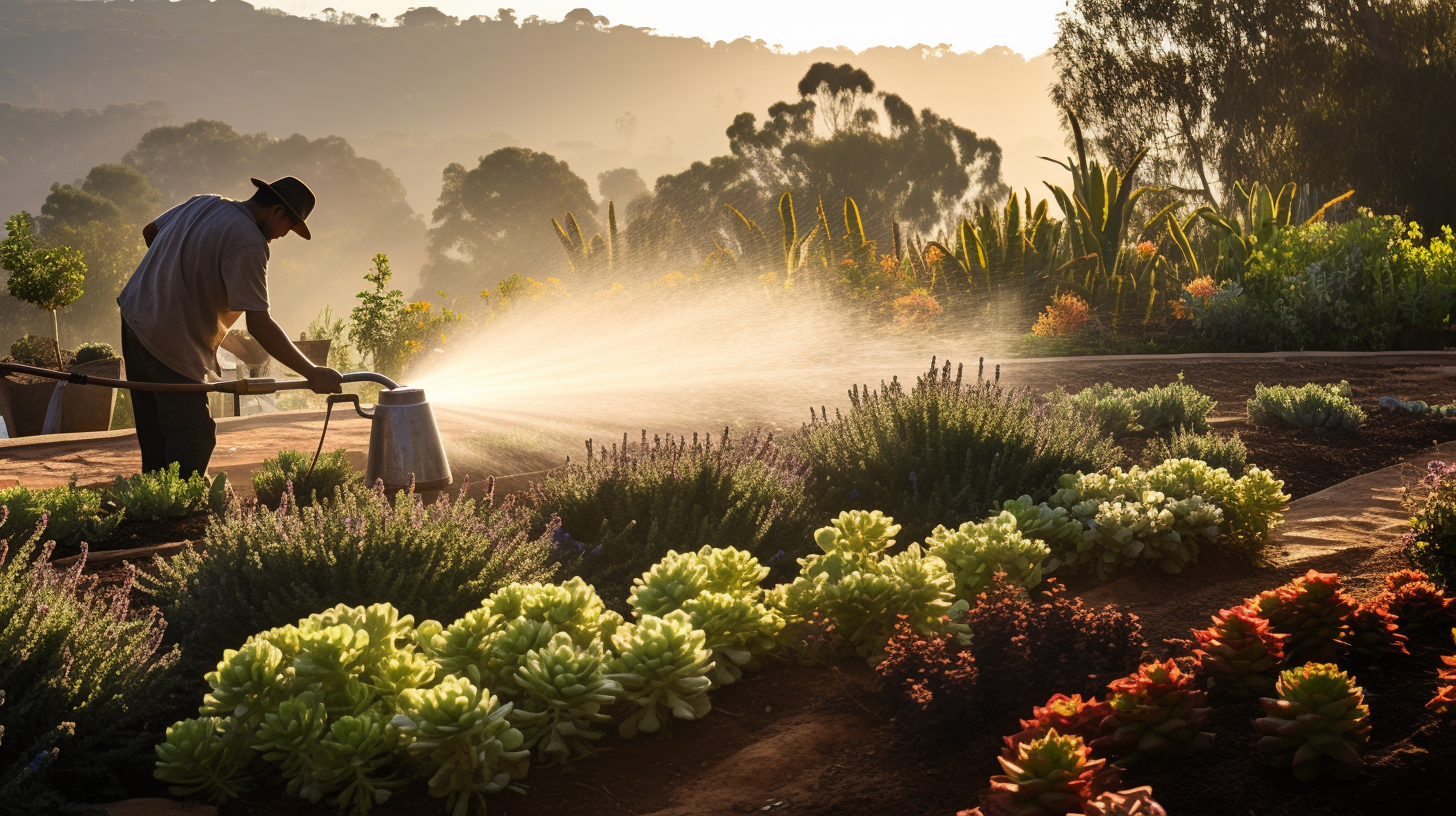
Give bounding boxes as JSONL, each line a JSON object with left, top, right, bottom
{"left": 117, "top": 195, "right": 270, "bottom": 381}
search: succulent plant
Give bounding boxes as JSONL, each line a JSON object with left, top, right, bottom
{"left": 816, "top": 544, "right": 970, "bottom": 662}
{"left": 1093, "top": 660, "right": 1211, "bottom": 766}
{"left": 679, "top": 590, "right": 784, "bottom": 685}
{"left": 305, "top": 603, "right": 416, "bottom": 673}
{"left": 1084, "top": 786, "right": 1168, "bottom": 816}
{"left": 368, "top": 650, "right": 437, "bottom": 706}
{"left": 484, "top": 576, "right": 621, "bottom": 647}
{"left": 1427, "top": 628, "right": 1456, "bottom": 726}
{"left": 392, "top": 675, "right": 530, "bottom": 816}
{"left": 800, "top": 509, "right": 900, "bottom": 582}
{"left": 421, "top": 608, "right": 506, "bottom": 681}
{"left": 1002, "top": 693, "right": 1112, "bottom": 758}
{"left": 1249, "top": 570, "right": 1357, "bottom": 665}
{"left": 629, "top": 545, "right": 771, "bottom": 618}
{"left": 509, "top": 632, "right": 621, "bottom": 765}
{"left": 996, "top": 495, "right": 1086, "bottom": 553}
{"left": 925, "top": 511, "right": 1051, "bottom": 598}
{"left": 1339, "top": 602, "right": 1409, "bottom": 658}
{"left": 978, "top": 730, "right": 1115, "bottom": 816}
{"left": 153, "top": 716, "right": 256, "bottom": 804}
{"left": 292, "top": 623, "right": 371, "bottom": 699}
{"left": 606, "top": 610, "right": 714, "bottom": 738}
{"left": 310, "top": 706, "right": 408, "bottom": 815}
{"left": 1376, "top": 572, "right": 1453, "bottom": 629}
{"left": 201, "top": 638, "right": 292, "bottom": 729}
{"left": 1255, "top": 662, "right": 1371, "bottom": 780}
{"left": 1192, "top": 605, "right": 1287, "bottom": 698}
{"left": 253, "top": 692, "right": 331, "bottom": 800}
{"left": 1384, "top": 568, "right": 1432, "bottom": 591}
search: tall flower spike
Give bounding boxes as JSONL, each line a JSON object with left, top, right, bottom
{"left": 1255, "top": 662, "right": 1371, "bottom": 781}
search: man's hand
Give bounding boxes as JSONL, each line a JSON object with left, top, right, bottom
{"left": 306, "top": 365, "right": 344, "bottom": 394}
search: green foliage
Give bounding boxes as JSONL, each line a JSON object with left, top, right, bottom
{"left": 1049, "top": 378, "right": 1215, "bottom": 435}
{"left": 770, "top": 510, "right": 969, "bottom": 662}
{"left": 348, "top": 254, "right": 458, "bottom": 381}
{"left": 153, "top": 717, "right": 255, "bottom": 804}
{"left": 1, "top": 212, "right": 86, "bottom": 366}
{"left": 1145, "top": 429, "right": 1248, "bottom": 477}
{"left": 533, "top": 428, "right": 817, "bottom": 603}
{"left": 251, "top": 449, "right": 358, "bottom": 510}
{"left": 394, "top": 676, "right": 529, "bottom": 813}
{"left": 71, "top": 341, "right": 116, "bottom": 365}
{"left": 1254, "top": 663, "right": 1371, "bottom": 781}
{"left": 1, "top": 524, "right": 174, "bottom": 812}
{"left": 0, "top": 482, "right": 121, "bottom": 552}
{"left": 1047, "top": 383, "right": 1140, "bottom": 435}
{"left": 7, "top": 333, "right": 63, "bottom": 366}
{"left": 1247, "top": 381, "right": 1364, "bottom": 430}
{"left": 109, "top": 463, "right": 221, "bottom": 520}
{"left": 142, "top": 482, "right": 555, "bottom": 679}
{"left": 797, "top": 359, "right": 1119, "bottom": 542}
{"left": 1402, "top": 462, "right": 1456, "bottom": 590}
{"left": 605, "top": 610, "right": 715, "bottom": 738}
{"left": 508, "top": 633, "right": 620, "bottom": 765}
{"left": 924, "top": 511, "right": 1050, "bottom": 598}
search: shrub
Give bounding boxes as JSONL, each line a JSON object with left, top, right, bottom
{"left": 877, "top": 616, "right": 978, "bottom": 720}
{"left": 769, "top": 510, "right": 969, "bottom": 663}
{"left": 797, "top": 359, "right": 1118, "bottom": 542}
{"left": 1031, "top": 292, "right": 1092, "bottom": 337}
{"left": 251, "top": 449, "right": 358, "bottom": 510}
{"left": 1255, "top": 663, "right": 1370, "bottom": 781}
{"left": 532, "top": 428, "right": 817, "bottom": 604}
{"left": 1047, "top": 383, "right": 1139, "bottom": 435}
{"left": 1402, "top": 461, "right": 1456, "bottom": 589}
{"left": 1, "top": 521, "right": 176, "bottom": 812}
{"left": 109, "top": 463, "right": 227, "bottom": 520}
{"left": 8, "top": 332, "right": 62, "bottom": 367}
{"left": 71, "top": 341, "right": 116, "bottom": 365}
{"left": 1049, "top": 379, "right": 1215, "bottom": 436}
{"left": 1144, "top": 429, "right": 1248, "bottom": 476}
{"left": 141, "top": 482, "right": 556, "bottom": 679}
{"left": 1246, "top": 381, "right": 1364, "bottom": 430}
{"left": 0, "top": 482, "right": 121, "bottom": 552}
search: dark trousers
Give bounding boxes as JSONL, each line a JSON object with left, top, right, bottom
{"left": 120, "top": 318, "right": 216, "bottom": 477}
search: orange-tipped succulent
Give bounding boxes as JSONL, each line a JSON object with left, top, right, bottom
{"left": 1427, "top": 628, "right": 1456, "bottom": 726}
{"left": 1339, "top": 602, "right": 1409, "bottom": 658}
{"left": 1254, "top": 662, "right": 1371, "bottom": 781}
{"left": 1249, "top": 570, "right": 1358, "bottom": 665}
{"left": 1002, "top": 693, "right": 1112, "bottom": 758}
{"left": 978, "top": 730, "right": 1116, "bottom": 816}
{"left": 1192, "top": 605, "right": 1288, "bottom": 698}
{"left": 1085, "top": 786, "right": 1168, "bottom": 816}
{"left": 1376, "top": 571, "right": 1453, "bottom": 629}
{"left": 1092, "top": 660, "right": 1211, "bottom": 766}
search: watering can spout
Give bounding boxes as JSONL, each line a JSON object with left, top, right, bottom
{"left": 352, "top": 387, "right": 452, "bottom": 491}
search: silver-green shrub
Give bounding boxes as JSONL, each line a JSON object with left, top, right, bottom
{"left": 1145, "top": 429, "right": 1249, "bottom": 476}
{"left": 1247, "top": 381, "right": 1364, "bottom": 430}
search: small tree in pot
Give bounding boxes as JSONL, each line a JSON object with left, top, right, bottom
{"left": 2, "top": 212, "right": 86, "bottom": 369}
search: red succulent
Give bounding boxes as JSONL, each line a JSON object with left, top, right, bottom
{"left": 1092, "top": 660, "right": 1211, "bottom": 766}
{"left": 1192, "top": 604, "right": 1288, "bottom": 698}
{"left": 1002, "top": 693, "right": 1113, "bottom": 758}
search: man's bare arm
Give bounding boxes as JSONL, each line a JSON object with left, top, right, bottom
{"left": 244, "top": 310, "right": 343, "bottom": 393}
{"left": 143, "top": 221, "right": 157, "bottom": 248}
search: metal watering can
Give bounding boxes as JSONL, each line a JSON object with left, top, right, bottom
{"left": 334, "top": 386, "right": 453, "bottom": 491}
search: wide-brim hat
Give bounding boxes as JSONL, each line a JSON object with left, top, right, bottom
{"left": 251, "top": 176, "right": 315, "bottom": 240}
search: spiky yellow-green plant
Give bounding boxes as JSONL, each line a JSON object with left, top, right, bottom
{"left": 1254, "top": 663, "right": 1371, "bottom": 781}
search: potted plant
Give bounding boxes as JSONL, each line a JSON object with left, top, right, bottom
{"left": 0, "top": 336, "right": 122, "bottom": 436}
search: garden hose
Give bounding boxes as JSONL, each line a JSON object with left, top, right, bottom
{"left": 0, "top": 362, "right": 399, "bottom": 393}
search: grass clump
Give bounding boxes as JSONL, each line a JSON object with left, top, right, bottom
{"left": 251, "top": 449, "right": 358, "bottom": 509}
{"left": 1, "top": 517, "right": 176, "bottom": 811}
{"left": 1145, "top": 429, "right": 1249, "bottom": 476}
{"left": 1247, "top": 381, "right": 1364, "bottom": 430}
{"left": 142, "top": 481, "right": 556, "bottom": 679}
{"left": 531, "top": 428, "right": 816, "bottom": 605}
{"left": 0, "top": 482, "right": 120, "bottom": 551}
{"left": 797, "top": 358, "right": 1118, "bottom": 542}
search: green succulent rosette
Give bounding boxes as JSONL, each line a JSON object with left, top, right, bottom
{"left": 925, "top": 510, "right": 1050, "bottom": 598}
{"left": 310, "top": 706, "right": 409, "bottom": 815}
{"left": 292, "top": 623, "right": 371, "bottom": 699}
{"left": 253, "top": 691, "right": 331, "bottom": 801}
{"left": 1254, "top": 662, "right": 1370, "bottom": 781}
{"left": 606, "top": 610, "right": 714, "bottom": 737}
{"left": 678, "top": 590, "right": 784, "bottom": 685}
{"left": 154, "top": 716, "right": 256, "bottom": 804}
{"left": 392, "top": 675, "right": 530, "bottom": 816}
{"left": 509, "top": 632, "right": 621, "bottom": 764}
{"left": 305, "top": 602, "right": 417, "bottom": 672}
{"left": 368, "top": 649, "right": 437, "bottom": 707}
{"left": 201, "top": 638, "right": 292, "bottom": 729}
{"left": 484, "top": 576, "right": 621, "bottom": 647}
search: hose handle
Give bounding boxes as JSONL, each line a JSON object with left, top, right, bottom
{"left": 328, "top": 393, "right": 373, "bottom": 420}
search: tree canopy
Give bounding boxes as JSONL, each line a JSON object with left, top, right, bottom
{"left": 421, "top": 147, "right": 597, "bottom": 297}
{"left": 1052, "top": 0, "right": 1456, "bottom": 226}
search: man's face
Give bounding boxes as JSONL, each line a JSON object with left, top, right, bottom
{"left": 256, "top": 205, "right": 298, "bottom": 243}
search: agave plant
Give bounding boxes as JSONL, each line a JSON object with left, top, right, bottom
{"left": 925, "top": 511, "right": 1051, "bottom": 598}
{"left": 1093, "top": 660, "right": 1211, "bottom": 766}
{"left": 509, "top": 632, "right": 621, "bottom": 764}
{"left": 978, "top": 730, "right": 1116, "bottom": 816}
{"left": 1002, "top": 694, "right": 1111, "bottom": 758}
{"left": 1255, "top": 663, "right": 1371, "bottom": 781}
{"left": 606, "top": 610, "right": 714, "bottom": 738}
{"left": 392, "top": 676, "right": 530, "bottom": 816}
{"left": 153, "top": 716, "right": 256, "bottom": 804}
{"left": 1192, "top": 605, "right": 1287, "bottom": 698}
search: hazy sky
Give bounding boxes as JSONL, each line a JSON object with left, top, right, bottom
{"left": 270, "top": 0, "right": 1067, "bottom": 57}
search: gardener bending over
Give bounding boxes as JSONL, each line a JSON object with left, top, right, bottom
{"left": 117, "top": 176, "right": 343, "bottom": 477}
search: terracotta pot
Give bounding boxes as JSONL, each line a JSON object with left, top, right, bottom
{"left": 295, "top": 338, "right": 332, "bottom": 366}
{"left": 0, "top": 376, "right": 59, "bottom": 437}
{"left": 0, "top": 357, "right": 123, "bottom": 437}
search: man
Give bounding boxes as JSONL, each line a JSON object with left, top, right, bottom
{"left": 117, "top": 176, "right": 343, "bottom": 477}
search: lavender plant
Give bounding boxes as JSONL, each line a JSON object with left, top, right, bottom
{"left": 531, "top": 427, "right": 817, "bottom": 601}
{"left": 142, "top": 481, "right": 555, "bottom": 681}
{"left": 797, "top": 358, "right": 1118, "bottom": 542}
{"left": 252, "top": 449, "right": 359, "bottom": 510}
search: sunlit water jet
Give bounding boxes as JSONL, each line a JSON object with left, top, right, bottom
{"left": 408, "top": 283, "right": 1019, "bottom": 473}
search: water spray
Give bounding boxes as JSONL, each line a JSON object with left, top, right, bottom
{"left": 0, "top": 363, "right": 452, "bottom": 491}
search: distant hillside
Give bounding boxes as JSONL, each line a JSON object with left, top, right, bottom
{"left": 0, "top": 0, "right": 1062, "bottom": 217}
